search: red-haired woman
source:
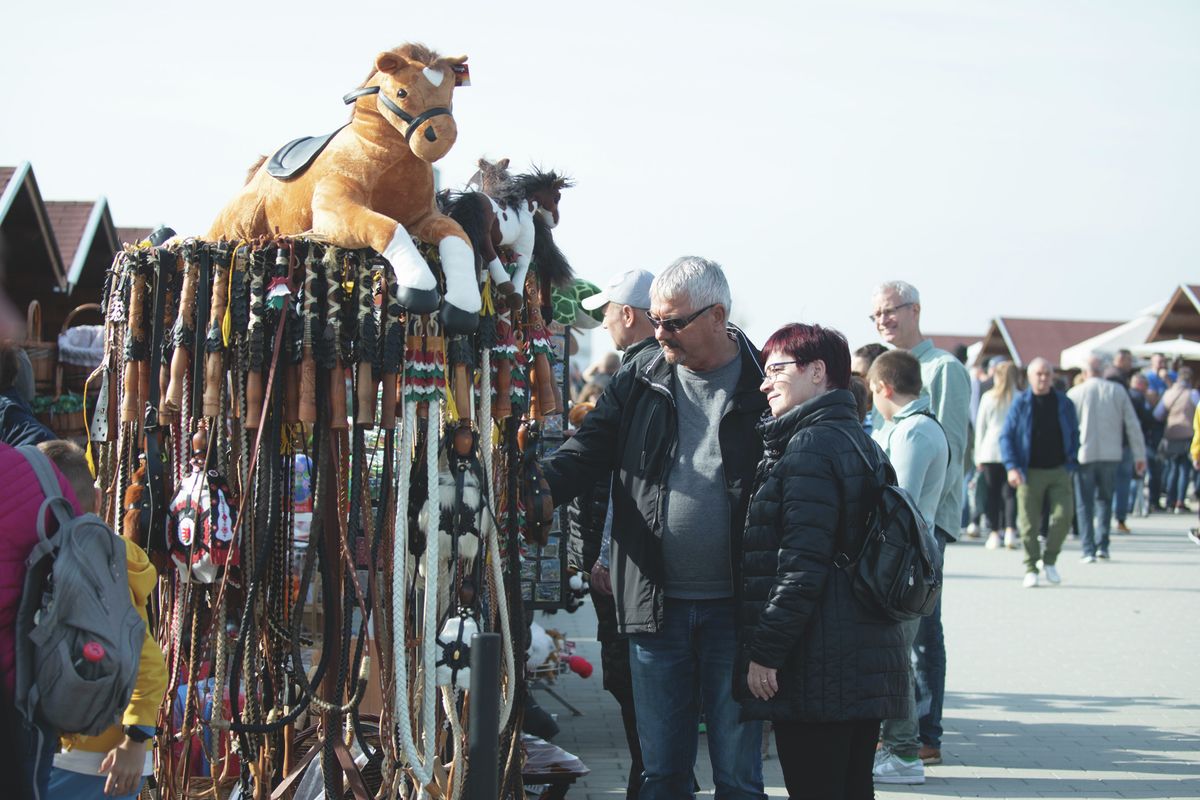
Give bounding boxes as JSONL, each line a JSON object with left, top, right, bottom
{"left": 737, "top": 323, "right": 909, "bottom": 799}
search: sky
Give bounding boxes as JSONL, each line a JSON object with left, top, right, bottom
{"left": 2, "top": 0, "right": 1197, "bottom": 360}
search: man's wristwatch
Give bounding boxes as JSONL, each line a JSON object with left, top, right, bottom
{"left": 123, "top": 725, "right": 155, "bottom": 743}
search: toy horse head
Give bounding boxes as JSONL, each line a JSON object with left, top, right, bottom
{"left": 345, "top": 44, "right": 468, "bottom": 163}
{"left": 514, "top": 168, "right": 574, "bottom": 229}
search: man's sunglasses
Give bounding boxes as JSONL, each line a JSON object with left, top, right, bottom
{"left": 646, "top": 304, "right": 716, "bottom": 334}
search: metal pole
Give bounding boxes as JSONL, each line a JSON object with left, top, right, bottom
{"left": 466, "top": 632, "right": 502, "bottom": 800}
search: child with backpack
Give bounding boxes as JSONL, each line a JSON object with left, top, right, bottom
{"left": 34, "top": 440, "right": 167, "bottom": 800}
{"left": 867, "top": 350, "right": 949, "bottom": 785}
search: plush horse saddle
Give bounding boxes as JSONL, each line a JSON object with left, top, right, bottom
{"left": 266, "top": 124, "right": 349, "bottom": 180}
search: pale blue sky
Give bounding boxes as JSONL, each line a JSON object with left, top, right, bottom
{"left": 2, "top": 0, "right": 1196, "bottom": 354}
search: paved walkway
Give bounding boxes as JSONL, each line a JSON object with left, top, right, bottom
{"left": 534, "top": 511, "right": 1200, "bottom": 799}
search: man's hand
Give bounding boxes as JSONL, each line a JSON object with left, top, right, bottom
{"left": 1134, "top": 459, "right": 1146, "bottom": 477}
{"left": 100, "top": 736, "right": 144, "bottom": 797}
{"left": 590, "top": 562, "right": 612, "bottom": 596}
{"left": 747, "top": 660, "right": 778, "bottom": 701}
{"left": 1007, "top": 468, "right": 1024, "bottom": 488}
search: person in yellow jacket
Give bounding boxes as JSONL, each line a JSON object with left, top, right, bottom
{"left": 37, "top": 441, "right": 168, "bottom": 799}
{"left": 1190, "top": 404, "right": 1200, "bottom": 545}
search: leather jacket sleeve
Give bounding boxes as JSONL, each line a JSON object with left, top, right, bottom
{"left": 543, "top": 365, "right": 632, "bottom": 507}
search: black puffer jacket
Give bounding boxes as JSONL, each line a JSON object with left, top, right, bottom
{"left": 737, "top": 389, "right": 910, "bottom": 723}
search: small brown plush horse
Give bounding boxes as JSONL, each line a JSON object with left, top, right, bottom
{"left": 207, "top": 43, "right": 482, "bottom": 333}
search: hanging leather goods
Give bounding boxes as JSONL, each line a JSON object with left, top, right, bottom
{"left": 154, "top": 252, "right": 180, "bottom": 426}
{"left": 163, "top": 244, "right": 198, "bottom": 424}
{"left": 299, "top": 247, "right": 319, "bottom": 423}
{"left": 247, "top": 246, "right": 283, "bottom": 429}
{"left": 523, "top": 270, "right": 561, "bottom": 417}
{"left": 123, "top": 458, "right": 148, "bottom": 548}
{"left": 142, "top": 246, "right": 172, "bottom": 555}
{"left": 120, "top": 254, "right": 147, "bottom": 425}
{"left": 354, "top": 257, "right": 378, "bottom": 427}
{"left": 283, "top": 244, "right": 304, "bottom": 425}
{"left": 378, "top": 264, "right": 403, "bottom": 430}
{"left": 447, "top": 334, "right": 475, "bottom": 424}
{"left": 490, "top": 312, "right": 515, "bottom": 421}
{"left": 517, "top": 420, "right": 555, "bottom": 545}
{"left": 325, "top": 248, "right": 349, "bottom": 429}
{"left": 203, "top": 243, "right": 233, "bottom": 418}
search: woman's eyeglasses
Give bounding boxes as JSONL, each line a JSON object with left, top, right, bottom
{"left": 645, "top": 304, "right": 716, "bottom": 333}
{"left": 764, "top": 360, "right": 806, "bottom": 378}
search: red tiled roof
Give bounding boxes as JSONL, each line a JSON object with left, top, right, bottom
{"left": 927, "top": 333, "right": 980, "bottom": 354}
{"left": 997, "top": 318, "right": 1121, "bottom": 366}
{"left": 116, "top": 227, "right": 153, "bottom": 246}
{"left": 0, "top": 167, "right": 17, "bottom": 199}
{"left": 44, "top": 200, "right": 96, "bottom": 272}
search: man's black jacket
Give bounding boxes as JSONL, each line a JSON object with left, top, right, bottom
{"left": 543, "top": 327, "right": 768, "bottom": 634}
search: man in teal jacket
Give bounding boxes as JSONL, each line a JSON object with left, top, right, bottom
{"left": 870, "top": 280, "right": 970, "bottom": 766}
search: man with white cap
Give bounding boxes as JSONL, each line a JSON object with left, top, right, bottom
{"left": 582, "top": 268, "right": 657, "bottom": 353}
{"left": 569, "top": 268, "right": 657, "bottom": 799}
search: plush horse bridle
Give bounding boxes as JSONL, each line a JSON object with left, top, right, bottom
{"left": 343, "top": 86, "right": 450, "bottom": 143}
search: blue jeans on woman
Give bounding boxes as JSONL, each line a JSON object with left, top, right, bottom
{"left": 628, "top": 597, "right": 765, "bottom": 800}
{"left": 1163, "top": 451, "right": 1194, "bottom": 507}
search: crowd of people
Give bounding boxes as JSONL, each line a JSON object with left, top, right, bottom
{"left": 559, "top": 259, "right": 1200, "bottom": 799}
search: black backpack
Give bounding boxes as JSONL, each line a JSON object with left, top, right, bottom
{"left": 829, "top": 426, "right": 943, "bottom": 622}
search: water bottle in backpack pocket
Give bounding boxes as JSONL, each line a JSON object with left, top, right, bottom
{"left": 13, "top": 446, "right": 144, "bottom": 737}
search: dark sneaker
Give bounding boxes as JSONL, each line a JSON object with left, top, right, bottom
{"left": 918, "top": 746, "right": 942, "bottom": 765}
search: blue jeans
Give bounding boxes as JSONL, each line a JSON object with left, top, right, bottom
{"left": 48, "top": 768, "right": 145, "bottom": 800}
{"left": 1112, "top": 447, "right": 1134, "bottom": 523}
{"left": 1075, "top": 461, "right": 1118, "bottom": 557}
{"left": 1163, "top": 451, "right": 1193, "bottom": 507}
{"left": 628, "top": 598, "right": 765, "bottom": 800}
{"left": 21, "top": 722, "right": 55, "bottom": 800}
{"left": 917, "top": 532, "right": 948, "bottom": 750}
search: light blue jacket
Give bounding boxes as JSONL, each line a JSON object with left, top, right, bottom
{"left": 910, "top": 340, "right": 971, "bottom": 536}
{"left": 873, "top": 395, "right": 950, "bottom": 530}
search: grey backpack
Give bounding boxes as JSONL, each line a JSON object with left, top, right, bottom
{"left": 13, "top": 446, "right": 144, "bottom": 736}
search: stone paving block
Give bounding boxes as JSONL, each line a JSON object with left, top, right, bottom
{"left": 540, "top": 515, "right": 1200, "bottom": 798}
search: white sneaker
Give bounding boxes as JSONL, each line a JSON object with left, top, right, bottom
{"left": 1043, "top": 564, "right": 1061, "bottom": 584}
{"left": 1004, "top": 529, "right": 1018, "bottom": 549}
{"left": 985, "top": 532, "right": 1002, "bottom": 550}
{"left": 965, "top": 522, "right": 980, "bottom": 538}
{"left": 1080, "top": 554, "right": 1097, "bottom": 564}
{"left": 1023, "top": 571, "right": 1039, "bottom": 588}
{"left": 873, "top": 750, "right": 926, "bottom": 784}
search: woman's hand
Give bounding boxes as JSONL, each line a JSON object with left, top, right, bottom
{"left": 747, "top": 660, "right": 778, "bottom": 701}
{"left": 100, "top": 736, "right": 144, "bottom": 796}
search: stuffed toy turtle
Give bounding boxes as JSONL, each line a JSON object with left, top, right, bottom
{"left": 551, "top": 279, "right": 603, "bottom": 330}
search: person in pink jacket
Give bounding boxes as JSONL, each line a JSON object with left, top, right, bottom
{"left": 0, "top": 440, "right": 82, "bottom": 799}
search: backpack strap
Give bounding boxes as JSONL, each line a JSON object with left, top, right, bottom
{"left": 913, "top": 409, "right": 952, "bottom": 467}
{"left": 825, "top": 423, "right": 893, "bottom": 569}
{"left": 16, "top": 446, "right": 75, "bottom": 548}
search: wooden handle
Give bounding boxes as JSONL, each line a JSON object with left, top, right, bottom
{"left": 355, "top": 362, "right": 376, "bottom": 427}
{"left": 158, "top": 363, "right": 173, "bottom": 424}
{"left": 533, "top": 353, "right": 561, "bottom": 417}
{"left": 380, "top": 372, "right": 398, "bottom": 430}
{"left": 329, "top": 364, "right": 348, "bottom": 429}
{"left": 164, "top": 347, "right": 189, "bottom": 421}
{"left": 492, "top": 360, "right": 511, "bottom": 420}
{"left": 26, "top": 300, "right": 41, "bottom": 341}
{"left": 452, "top": 364, "right": 470, "bottom": 423}
{"left": 246, "top": 370, "right": 263, "bottom": 429}
{"left": 203, "top": 351, "right": 224, "bottom": 417}
{"left": 120, "top": 357, "right": 139, "bottom": 423}
{"left": 284, "top": 362, "right": 300, "bottom": 425}
{"left": 136, "top": 361, "right": 150, "bottom": 431}
{"left": 299, "top": 353, "right": 317, "bottom": 424}
{"left": 59, "top": 303, "right": 103, "bottom": 335}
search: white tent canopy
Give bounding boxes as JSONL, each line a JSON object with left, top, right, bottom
{"left": 1129, "top": 337, "right": 1200, "bottom": 359}
{"left": 1060, "top": 304, "right": 1162, "bottom": 370}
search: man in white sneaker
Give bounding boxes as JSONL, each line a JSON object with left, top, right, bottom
{"left": 867, "top": 351, "right": 949, "bottom": 785}
{"left": 1068, "top": 355, "right": 1147, "bottom": 560}
{"left": 1000, "top": 358, "right": 1080, "bottom": 585}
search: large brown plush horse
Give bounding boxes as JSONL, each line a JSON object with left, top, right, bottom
{"left": 207, "top": 44, "right": 481, "bottom": 332}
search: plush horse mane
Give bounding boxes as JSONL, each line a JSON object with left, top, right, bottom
{"left": 531, "top": 213, "right": 574, "bottom": 287}
{"left": 437, "top": 191, "right": 492, "bottom": 268}
{"left": 512, "top": 168, "right": 575, "bottom": 198}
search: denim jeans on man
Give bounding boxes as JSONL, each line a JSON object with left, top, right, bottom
{"left": 1162, "top": 452, "right": 1193, "bottom": 507}
{"left": 629, "top": 598, "right": 765, "bottom": 800}
{"left": 1075, "top": 461, "right": 1118, "bottom": 557}
{"left": 915, "top": 531, "right": 948, "bottom": 750}
{"left": 1112, "top": 446, "right": 1134, "bottom": 523}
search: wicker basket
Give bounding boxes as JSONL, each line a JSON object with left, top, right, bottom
{"left": 56, "top": 303, "right": 104, "bottom": 396}
{"left": 22, "top": 300, "right": 56, "bottom": 394}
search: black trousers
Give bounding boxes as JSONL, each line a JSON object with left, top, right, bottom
{"left": 773, "top": 719, "right": 880, "bottom": 800}
{"left": 980, "top": 462, "right": 1016, "bottom": 531}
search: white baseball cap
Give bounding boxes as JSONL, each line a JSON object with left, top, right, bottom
{"left": 580, "top": 268, "right": 655, "bottom": 311}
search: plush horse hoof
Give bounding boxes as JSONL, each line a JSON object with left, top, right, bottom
{"left": 439, "top": 303, "right": 480, "bottom": 335}
{"left": 396, "top": 286, "right": 441, "bottom": 315}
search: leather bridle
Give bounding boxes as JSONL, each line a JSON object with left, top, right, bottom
{"left": 342, "top": 86, "right": 451, "bottom": 143}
